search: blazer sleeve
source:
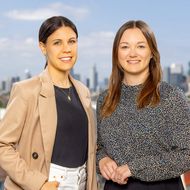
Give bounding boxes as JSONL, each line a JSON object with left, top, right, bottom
{"left": 127, "top": 87, "right": 190, "bottom": 181}
{"left": 0, "top": 84, "right": 47, "bottom": 190}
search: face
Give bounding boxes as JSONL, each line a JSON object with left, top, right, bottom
{"left": 118, "top": 28, "right": 152, "bottom": 82}
{"left": 39, "top": 26, "right": 77, "bottom": 74}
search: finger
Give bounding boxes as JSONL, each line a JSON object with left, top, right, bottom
{"left": 110, "top": 161, "right": 118, "bottom": 171}
{"left": 118, "top": 181, "right": 127, "bottom": 185}
{"left": 115, "top": 167, "right": 127, "bottom": 181}
{"left": 117, "top": 178, "right": 128, "bottom": 185}
{"left": 101, "top": 170, "right": 111, "bottom": 180}
{"left": 52, "top": 181, "right": 59, "bottom": 187}
{"left": 102, "top": 163, "right": 115, "bottom": 178}
{"left": 112, "top": 170, "right": 121, "bottom": 181}
{"left": 106, "top": 165, "right": 115, "bottom": 176}
{"left": 107, "top": 161, "right": 118, "bottom": 176}
{"left": 101, "top": 167, "right": 112, "bottom": 178}
{"left": 111, "top": 171, "right": 121, "bottom": 182}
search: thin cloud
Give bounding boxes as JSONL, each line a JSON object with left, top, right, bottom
{"left": 5, "top": 2, "right": 89, "bottom": 21}
{"left": 0, "top": 38, "right": 10, "bottom": 49}
{"left": 79, "top": 31, "right": 115, "bottom": 55}
{"left": 0, "top": 37, "right": 37, "bottom": 52}
{"left": 5, "top": 9, "right": 58, "bottom": 21}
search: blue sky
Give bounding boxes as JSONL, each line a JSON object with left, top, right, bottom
{"left": 0, "top": 0, "right": 190, "bottom": 82}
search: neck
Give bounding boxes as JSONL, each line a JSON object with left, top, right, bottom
{"left": 47, "top": 66, "right": 71, "bottom": 88}
{"left": 123, "top": 72, "right": 149, "bottom": 86}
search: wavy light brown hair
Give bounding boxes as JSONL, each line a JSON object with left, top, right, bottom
{"left": 101, "top": 20, "right": 162, "bottom": 118}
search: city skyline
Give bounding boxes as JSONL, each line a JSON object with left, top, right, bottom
{"left": 0, "top": 0, "right": 190, "bottom": 82}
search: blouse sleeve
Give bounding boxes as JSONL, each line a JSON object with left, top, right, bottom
{"left": 96, "top": 93, "right": 108, "bottom": 171}
{"left": 127, "top": 87, "right": 190, "bottom": 181}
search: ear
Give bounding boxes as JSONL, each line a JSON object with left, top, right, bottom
{"left": 39, "top": 42, "right": 47, "bottom": 56}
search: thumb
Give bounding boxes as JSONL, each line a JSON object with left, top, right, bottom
{"left": 53, "top": 181, "right": 59, "bottom": 187}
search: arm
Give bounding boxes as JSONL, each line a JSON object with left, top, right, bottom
{"left": 0, "top": 84, "right": 47, "bottom": 190}
{"left": 96, "top": 93, "right": 118, "bottom": 180}
{"left": 96, "top": 94, "right": 109, "bottom": 167}
{"left": 128, "top": 88, "right": 190, "bottom": 181}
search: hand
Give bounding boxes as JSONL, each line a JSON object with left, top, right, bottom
{"left": 41, "top": 181, "right": 59, "bottom": 190}
{"left": 111, "top": 164, "right": 131, "bottom": 185}
{"left": 99, "top": 156, "right": 118, "bottom": 180}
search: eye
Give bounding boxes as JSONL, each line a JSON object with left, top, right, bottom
{"left": 68, "top": 39, "right": 77, "bottom": 45}
{"left": 138, "top": 45, "right": 146, "bottom": 49}
{"left": 53, "top": 41, "right": 62, "bottom": 45}
{"left": 120, "top": 45, "right": 129, "bottom": 49}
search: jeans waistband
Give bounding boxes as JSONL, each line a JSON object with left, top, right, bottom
{"left": 49, "top": 162, "right": 87, "bottom": 188}
{"left": 49, "top": 163, "right": 86, "bottom": 175}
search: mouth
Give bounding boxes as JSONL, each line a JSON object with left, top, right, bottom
{"left": 59, "top": 56, "right": 72, "bottom": 62}
{"left": 127, "top": 60, "right": 140, "bottom": 64}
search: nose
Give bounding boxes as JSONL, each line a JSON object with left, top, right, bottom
{"left": 62, "top": 42, "right": 71, "bottom": 53}
{"left": 129, "top": 48, "right": 137, "bottom": 57}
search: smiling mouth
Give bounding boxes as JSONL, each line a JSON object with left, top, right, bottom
{"left": 59, "top": 57, "right": 72, "bottom": 62}
{"left": 127, "top": 60, "right": 140, "bottom": 64}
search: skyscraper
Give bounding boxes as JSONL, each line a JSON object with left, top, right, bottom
{"left": 90, "top": 64, "right": 98, "bottom": 92}
{"left": 170, "top": 63, "right": 188, "bottom": 92}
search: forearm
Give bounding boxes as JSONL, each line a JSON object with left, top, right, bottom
{"left": 0, "top": 144, "right": 47, "bottom": 190}
{"left": 128, "top": 150, "right": 190, "bottom": 181}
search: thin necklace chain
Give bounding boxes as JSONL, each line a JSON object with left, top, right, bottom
{"left": 55, "top": 86, "right": 72, "bottom": 101}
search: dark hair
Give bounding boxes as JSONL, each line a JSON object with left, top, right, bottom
{"left": 39, "top": 16, "right": 78, "bottom": 68}
{"left": 101, "top": 20, "right": 162, "bottom": 118}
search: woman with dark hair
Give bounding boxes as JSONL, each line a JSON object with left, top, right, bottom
{"left": 0, "top": 16, "right": 97, "bottom": 190}
{"left": 96, "top": 20, "right": 190, "bottom": 190}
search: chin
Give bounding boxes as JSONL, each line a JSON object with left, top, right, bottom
{"left": 60, "top": 67, "right": 73, "bottom": 72}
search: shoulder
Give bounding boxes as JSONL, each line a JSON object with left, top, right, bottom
{"left": 10, "top": 75, "right": 41, "bottom": 100}
{"left": 14, "top": 75, "right": 40, "bottom": 88}
{"left": 159, "top": 81, "right": 188, "bottom": 106}
{"left": 159, "top": 81, "right": 185, "bottom": 100}
{"left": 97, "top": 89, "right": 108, "bottom": 105}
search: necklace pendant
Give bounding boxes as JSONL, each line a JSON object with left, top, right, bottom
{"left": 68, "top": 96, "right": 71, "bottom": 101}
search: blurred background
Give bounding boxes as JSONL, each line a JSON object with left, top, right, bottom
{"left": 0, "top": 0, "right": 190, "bottom": 189}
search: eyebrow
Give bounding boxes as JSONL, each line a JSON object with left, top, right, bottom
{"left": 52, "top": 37, "right": 77, "bottom": 42}
{"left": 120, "top": 41, "right": 146, "bottom": 44}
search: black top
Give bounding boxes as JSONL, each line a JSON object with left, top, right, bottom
{"left": 51, "top": 85, "right": 88, "bottom": 168}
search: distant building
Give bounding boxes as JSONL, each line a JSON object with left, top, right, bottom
{"left": 73, "top": 73, "right": 81, "bottom": 81}
{"left": 0, "top": 75, "right": 20, "bottom": 93}
{"left": 90, "top": 64, "right": 98, "bottom": 92}
{"left": 163, "top": 66, "right": 171, "bottom": 83}
{"left": 70, "top": 68, "right": 81, "bottom": 81}
{"left": 188, "top": 61, "right": 190, "bottom": 77}
{"left": 1, "top": 81, "right": 6, "bottom": 91}
{"left": 103, "top": 77, "right": 109, "bottom": 89}
{"left": 86, "top": 78, "right": 90, "bottom": 89}
{"left": 169, "top": 63, "right": 188, "bottom": 92}
{"left": 24, "top": 69, "right": 32, "bottom": 79}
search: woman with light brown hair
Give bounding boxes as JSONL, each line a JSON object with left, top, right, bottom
{"left": 96, "top": 20, "right": 190, "bottom": 190}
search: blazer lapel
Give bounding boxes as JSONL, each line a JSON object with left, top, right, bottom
{"left": 38, "top": 69, "right": 57, "bottom": 171}
{"left": 70, "top": 76, "right": 91, "bottom": 116}
{"left": 70, "top": 76, "right": 95, "bottom": 187}
{"left": 69, "top": 76, "right": 94, "bottom": 148}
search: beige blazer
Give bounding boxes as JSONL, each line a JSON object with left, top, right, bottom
{"left": 0, "top": 69, "right": 97, "bottom": 190}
